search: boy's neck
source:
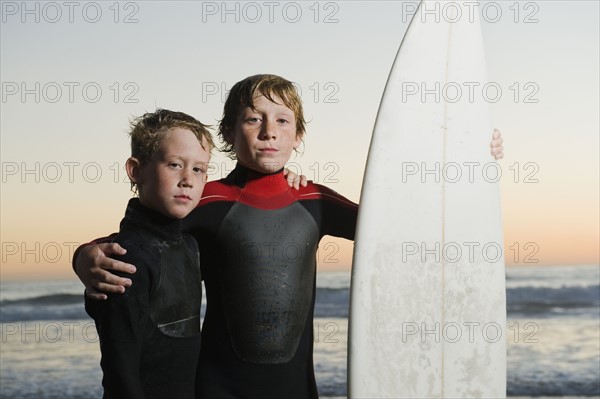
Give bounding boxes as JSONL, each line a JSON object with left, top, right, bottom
{"left": 230, "top": 163, "right": 288, "bottom": 193}
{"left": 236, "top": 162, "right": 284, "bottom": 176}
{"left": 122, "top": 198, "right": 182, "bottom": 241}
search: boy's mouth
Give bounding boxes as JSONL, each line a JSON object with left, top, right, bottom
{"left": 174, "top": 195, "right": 192, "bottom": 201}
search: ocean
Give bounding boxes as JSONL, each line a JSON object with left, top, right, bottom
{"left": 1, "top": 265, "right": 598, "bottom": 398}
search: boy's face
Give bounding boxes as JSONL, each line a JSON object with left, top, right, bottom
{"left": 230, "top": 94, "right": 301, "bottom": 174}
{"left": 137, "top": 128, "right": 210, "bottom": 219}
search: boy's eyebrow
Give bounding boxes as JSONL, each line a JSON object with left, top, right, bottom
{"left": 246, "top": 104, "right": 293, "bottom": 113}
{"left": 162, "top": 154, "right": 207, "bottom": 161}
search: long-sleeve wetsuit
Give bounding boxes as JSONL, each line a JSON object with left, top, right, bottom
{"left": 86, "top": 198, "right": 202, "bottom": 399}
{"left": 183, "top": 164, "right": 357, "bottom": 399}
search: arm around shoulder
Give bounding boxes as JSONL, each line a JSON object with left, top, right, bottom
{"left": 73, "top": 235, "right": 137, "bottom": 300}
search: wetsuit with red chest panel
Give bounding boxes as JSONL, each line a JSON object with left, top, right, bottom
{"left": 183, "top": 164, "right": 357, "bottom": 398}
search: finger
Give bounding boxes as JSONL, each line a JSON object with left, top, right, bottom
{"left": 287, "top": 174, "right": 299, "bottom": 189}
{"left": 492, "top": 145, "right": 504, "bottom": 155}
{"left": 103, "top": 259, "right": 136, "bottom": 274}
{"left": 491, "top": 147, "right": 504, "bottom": 159}
{"left": 300, "top": 175, "right": 308, "bottom": 187}
{"left": 491, "top": 137, "right": 503, "bottom": 148}
{"left": 283, "top": 168, "right": 289, "bottom": 177}
{"left": 294, "top": 176, "right": 302, "bottom": 190}
{"left": 85, "top": 287, "right": 108, "bottom": 300}
{"left": 493, "top": 128, "right": 501, "bottom": 139}
{"left": 98, "top": 242, "right": 127, "bottom": 256}
{"left": 93, "top": 280, "right": 127, "bottom": 294}
{"left": 103, "top": 267, "right": 133, "bottom": 286}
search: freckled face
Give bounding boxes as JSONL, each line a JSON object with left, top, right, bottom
{"left": 138, "top": 128, "right": 210, "bottom": 219}
{"left": 230, "top": 95, "right": 301, "bottom": 174}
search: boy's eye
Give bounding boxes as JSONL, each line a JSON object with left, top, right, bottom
{"left": 277, "top": 118, "right": 289, "bottom": 124}
{"left": 168, "top": 162, "right": 182, "bottom": 168}
{"left": 193, "top": 167, "right": 209, "bottom": 182}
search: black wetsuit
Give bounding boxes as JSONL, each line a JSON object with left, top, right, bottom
{"left": 184, "top": 164, "right": 357, "bottom": 399}
{"left": 86, "top": 198, "right": 202, "bottom": 399}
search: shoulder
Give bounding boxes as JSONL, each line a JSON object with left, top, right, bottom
{"left": 198, "top": 179, "right": 240, "bottom": 206}
{"left": 110, "top": 230, "right": 158, "bottom": 269}
{"left": 292, "top": 181, "right": 358, "bottom": 210}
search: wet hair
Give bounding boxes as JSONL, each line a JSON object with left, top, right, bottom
{"left": 218, "top": 74, "right": 306, "bottom": 158}
{"left": 128, "top": 108, "right": 215, "bottom": 191}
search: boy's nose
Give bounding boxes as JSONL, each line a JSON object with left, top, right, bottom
{"left": 179, "top": 170, "right": 193, "bottom": 187}
{"left": 260, "top": 119, "right": 278, "bottom": 140}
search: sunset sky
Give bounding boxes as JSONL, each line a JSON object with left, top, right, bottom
{"left": 1, "top": 1, "right": 598, "bottom": 280}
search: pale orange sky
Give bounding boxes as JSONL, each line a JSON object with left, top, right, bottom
{"left": 2, "top": 165, "right": 599, "bottom": 281}
{"left": 1, "top": 1, "right": 599, "bottom": 280}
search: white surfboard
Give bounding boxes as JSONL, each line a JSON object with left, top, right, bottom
{"left": 348, "top": 1, "right": 506, "bottom": 398}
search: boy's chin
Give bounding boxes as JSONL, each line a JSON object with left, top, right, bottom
{"left": 140, "top": 197, "right": 195, "bottom": 219}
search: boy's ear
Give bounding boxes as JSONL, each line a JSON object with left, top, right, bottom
{"left": 126, "top": 157, "right": 142, "bottom": 184}
{"left": 293, "top": 133, "right": 302, "bottom": 150}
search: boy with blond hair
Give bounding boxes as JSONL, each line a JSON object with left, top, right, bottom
{"left": 86, "top": 109, "right": 214, "bottom": 398}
